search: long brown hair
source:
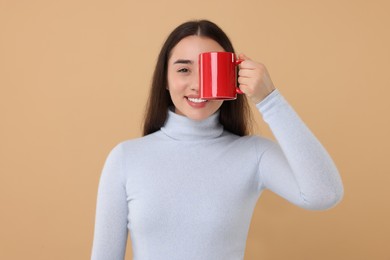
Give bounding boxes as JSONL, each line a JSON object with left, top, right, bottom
{"left": 143, "top": 20, "right": 252, "bottom": 136}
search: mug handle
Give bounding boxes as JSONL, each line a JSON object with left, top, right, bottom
{"left": 235, "top": 59, "right": 244, "bottom": 94}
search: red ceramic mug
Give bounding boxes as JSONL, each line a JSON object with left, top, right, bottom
{"left": 198, "top": 52, "right": 243, "bottom": 100}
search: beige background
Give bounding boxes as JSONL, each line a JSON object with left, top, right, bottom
{"left": 1, "top": 0, "right": 389, "bottom": 259}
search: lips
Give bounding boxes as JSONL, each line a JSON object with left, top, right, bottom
{"left": 187, "top": 97, "right": 207, "bottom": 103}
{"left": 185, "top": 96, "right": 208, "bottom": 108}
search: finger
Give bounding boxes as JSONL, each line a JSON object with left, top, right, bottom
{"left": 239, "top": 60, "right": 258, "bottom": 70}
{"left": 238, "top": 53, "right": 251, "bottom": 61}
{"left": 238, "top": 68, "right": 257, "bottom": 77}
{"left": 237, "top": 83, "right": 250, "bottom": 94}
{"left": 238, "top": 76, "right": 252, "bottom": 86}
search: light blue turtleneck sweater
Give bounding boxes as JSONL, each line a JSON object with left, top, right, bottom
{"left": 91, "top": 89, "right": 343, "bottom": 260}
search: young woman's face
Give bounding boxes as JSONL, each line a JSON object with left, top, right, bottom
{"left": 167, "top": 36, "right": 225, "bottom": 121}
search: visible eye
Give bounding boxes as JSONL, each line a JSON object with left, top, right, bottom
{"left": 177, "top": 68, "right": 190, "bottom": 73}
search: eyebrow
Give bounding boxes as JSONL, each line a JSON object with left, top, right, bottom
{"left": 173, "top": 59, "right": 193, "bottom": 65}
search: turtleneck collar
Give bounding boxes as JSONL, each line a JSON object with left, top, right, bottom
{"left": 160, "top": 108, "right": 224, "bottom": 141}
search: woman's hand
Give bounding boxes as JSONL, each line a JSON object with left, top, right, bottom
{"left": 238, "top": 54, "right": 276, "bottom": 104}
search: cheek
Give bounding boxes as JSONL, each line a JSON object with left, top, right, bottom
{"left": 168, "top": 75, "right": 188, "bottom": 92}
{"left": 167, "top": 77, "right": 184, "bottom": 101}
{"left": 213, "top": 101, "right": 224, "bottom": 110}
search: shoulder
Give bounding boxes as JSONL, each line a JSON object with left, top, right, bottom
{"left": 108, "top": 131, "right": 163, "bottom": 155}
{"left": 223, "top": 131, "right": 276, "bottom": 153}
{"left": 244, "top": 134, "right": 276, "bottom": 153}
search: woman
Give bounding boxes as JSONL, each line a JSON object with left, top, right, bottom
{"left": 91, "top": 20, "right": 343, "bottom": 260}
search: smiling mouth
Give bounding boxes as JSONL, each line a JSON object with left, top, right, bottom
{"left": 186, "top": 97, "right": 208, "bottom": 103}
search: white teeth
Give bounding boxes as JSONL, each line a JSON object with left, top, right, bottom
{"left": 187, "top": 97, "right": 207, "bottom": 103}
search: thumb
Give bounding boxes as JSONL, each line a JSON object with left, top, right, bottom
{"left": 238, "top": 53, "right": 251, "bottom": 61}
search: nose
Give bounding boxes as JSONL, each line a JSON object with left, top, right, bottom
{"left": 190, "top": 83, "right": 199, "bottom": 93}
{"left": 190, "top": 71, "right": 199, "bottom": 93}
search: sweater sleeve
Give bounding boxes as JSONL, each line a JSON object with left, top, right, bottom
{"left": 91, "top": 143, "right": 128, "bottom": 259}
{"left": 256, "top": 89, "right": 344, "bottom": 210}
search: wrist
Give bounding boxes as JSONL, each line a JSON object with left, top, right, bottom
{"left": 251, "top": 87, "right": 276, "bottom": 104}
